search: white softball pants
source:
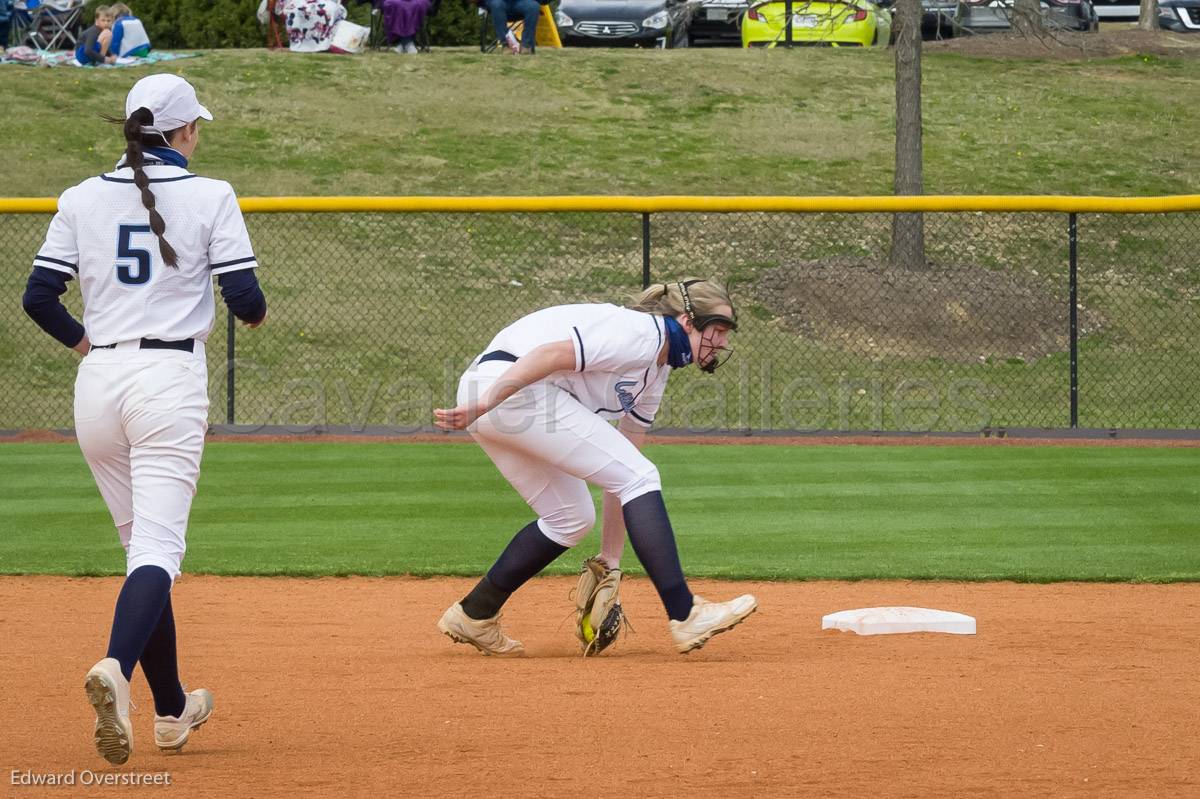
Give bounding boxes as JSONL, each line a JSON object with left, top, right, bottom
{"left": 458, "top": 360, "right": 662, "bottom": 547}
{"left": 74, "top": 341, "right": 209, "bottom": 581}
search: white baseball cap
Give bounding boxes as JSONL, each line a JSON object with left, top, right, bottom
{"left": 125, "top": 73, "right": 213, "bottom": 133}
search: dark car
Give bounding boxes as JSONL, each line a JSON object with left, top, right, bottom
{"left": 680, "top": 0, "right": 750, "bottom": 46}
{"left": 1157, "top": 0, "right": 1200, "bottom": 30}
{"left": 875, "top": 0, "right": 958, "bottom": 39}
{"left": 954, "top": 0, "right": 1098, "bottom": 33}
{"left": 556, "top": 0, "right": 692, "bottom": 46}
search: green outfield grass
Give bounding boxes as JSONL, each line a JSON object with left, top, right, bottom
{"left": 1, "top": 441, "right": 1197, "bottom": 581}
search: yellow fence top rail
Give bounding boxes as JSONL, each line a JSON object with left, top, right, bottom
{"left": 4, "top": 195, "right": 1200, "bottom": 215}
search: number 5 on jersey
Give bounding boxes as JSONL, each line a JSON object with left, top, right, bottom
{"left": 115, "top": 224, "right": 155, "bottom": 286}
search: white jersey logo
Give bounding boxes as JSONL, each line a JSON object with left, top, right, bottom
{"left": 615, "top": 380, "right": 638, "bottom": 413}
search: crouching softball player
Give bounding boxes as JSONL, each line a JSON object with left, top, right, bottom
{"left": 434, "top": 279, "right": 757, "bottom": 656}
{"left": 21, "top": 74, "right": 267, "bottom": 764}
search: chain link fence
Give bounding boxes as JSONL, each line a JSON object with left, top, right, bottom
{"left": 3, "top": 200, "right": 1198, "bottom": 433}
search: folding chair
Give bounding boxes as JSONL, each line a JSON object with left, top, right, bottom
{"left": 354, "top": 0, "right": 386, "bottom": 48}
{"left": 478, "top": 2, "right": 558, "bottom": 52}
{"left": 12, "top": 0, "right": 82, "bottom": 51}
{"left": 415, "top": 0, "right": 439, "bottom": 53}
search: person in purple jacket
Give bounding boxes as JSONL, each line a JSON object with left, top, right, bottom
{"left": 382, "top": 0, "right": 432, "bottom": 53}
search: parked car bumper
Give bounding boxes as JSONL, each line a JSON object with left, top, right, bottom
{"left": 956, "top": 2, "right": 1096, "bottom": 32}
{"left": 685, "top": 1, "right": 748, "bottom": 43}
{"left": 1091, "top": 0, "right": 1138, "bottom": 19}
{"left": 1157, "top": 0, "right": 1200, "bottom": 30}
{"left": 741, "top": 16, "right": 879, "bottom": 46}
{"left": 560, "top": 22, "right": 672, "bottom": 45}
{"left": 955, "top": 6, "right": 1010, "bottom": 29}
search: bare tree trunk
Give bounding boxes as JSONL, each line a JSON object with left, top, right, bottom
{"left": 891, "top": 0, "right": 925, "bottom": 271}
{"left": 1012, "top": 0, "right": 1045, "bottom": 34}
{"left": 1138, "top": 0, "right": 1160, "bottom": 29}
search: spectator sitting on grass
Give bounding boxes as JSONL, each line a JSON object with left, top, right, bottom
{"left": 75, "top": 6, "right": 116, "bottom": 66}
{"left": 480, "top": 0, "right": 539, "bottom": 54}
{"left": 108, "top": 3, "right": 151, "bottom": 59}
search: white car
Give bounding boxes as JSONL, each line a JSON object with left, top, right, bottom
{"left": 1089, "top": 0, "right": 1140, "bottom": 20}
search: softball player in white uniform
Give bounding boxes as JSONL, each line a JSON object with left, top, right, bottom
{"left": 435, "top": 279, "right": 757, "bottom": 656}
{"left": 22, "top": 74, "right": 267, "bottom": 765}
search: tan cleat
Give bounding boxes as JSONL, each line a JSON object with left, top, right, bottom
{"left": 85, "top": 658, "right": 134, "bottom": 765}
{"left": 669, "top": 594, "right": 758, "bottom": 654}
{"left": 155, "top": 688, "right": 214, "bottom": 752}
{"left": 438, "top": 602, "right": 525, "bottom": 656}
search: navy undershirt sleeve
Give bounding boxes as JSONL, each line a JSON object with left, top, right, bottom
{"left": 22, "top": 266, "right": 85, "bottom": 348}
{"left": 217, "top": 268, "right": 267, "bottom": 324}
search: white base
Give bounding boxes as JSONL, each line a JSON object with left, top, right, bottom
{"left": 822, "top": 606, "right": 976, "bottom": 636}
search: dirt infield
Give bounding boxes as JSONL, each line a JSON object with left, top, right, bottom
{"left": 2, "top": 577, "right": 1198, "bottom": 798}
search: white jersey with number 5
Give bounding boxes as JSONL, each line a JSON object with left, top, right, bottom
{"left": 33, "top": 161, "right": 259, "bottom": 346}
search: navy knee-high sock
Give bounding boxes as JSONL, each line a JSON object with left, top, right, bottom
{"left": 460, "top": 520, "right": 568, "bottom": 620}
{"left": 139, "top": 595, "right": 187, "bottom": 718}
{"left": 106, "top": 565, "right": 172, "bottom": 681}
{"left": 622, "top": 491, "right": 694, "bottom": 621}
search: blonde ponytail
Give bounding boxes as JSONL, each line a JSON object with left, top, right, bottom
{"left": 630, "top": 278, "right": 737, "bottom": 328}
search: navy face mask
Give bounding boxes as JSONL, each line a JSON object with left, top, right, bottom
{"left": 663, "top": 315, "right": 693, "bottom": 369}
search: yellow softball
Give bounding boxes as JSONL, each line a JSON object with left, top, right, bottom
{"left": 580, "top": 615, "right": 595, "bottom": 643}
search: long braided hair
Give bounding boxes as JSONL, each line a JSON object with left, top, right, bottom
{"left": 114, "top": 106, "right": 180, "bottom": 268}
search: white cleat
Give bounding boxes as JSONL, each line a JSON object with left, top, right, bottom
{"left": 85, "top": 658, "right": 134, "bottom": 765}
{"left": 669, "top": 594, "right": 758, "bottom": 654}
{"left": 438, "top": 602, "right": 525, "bottom": 656}
{"left": 155, "top": 688, "right": 214, "bottom": 752}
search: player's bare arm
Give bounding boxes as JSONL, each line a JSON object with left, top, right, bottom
{"left": 433, "top": 339, "right": 576, "bottom": 430}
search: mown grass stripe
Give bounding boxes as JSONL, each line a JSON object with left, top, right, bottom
{"left": 1, "top": 441, "right": 1197, "bottom": 581}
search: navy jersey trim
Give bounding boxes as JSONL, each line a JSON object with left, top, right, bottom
{"left": 210, "top": 255, "right": 257, "bottom": 270}
{"left": 573, "top": 326, "right": 586, "bottom": 371}
{"left": 34, "top": 254, "right": 78, "bottom": 272}
{"left": 653, "top": 315, "right": 663, "bottom": 349}
{"left": 631, "top": 368, "right": 651, "bottom": 403}
{"left": 593, "top": 406, "right": 655, "bottom": 425}
{"left": 629, "top": 409, "right": 654, "bottom": 425}
{"left": 100, "top": 174, "right": 198, "bottom": 184}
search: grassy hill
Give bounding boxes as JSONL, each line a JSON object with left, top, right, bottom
{"left": 0, "top": 47, "right": 1197, "bottom": 197}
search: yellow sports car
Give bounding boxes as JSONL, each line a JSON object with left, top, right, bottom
{"left": 741, "top": 0, "right": 892, "bottom": 46}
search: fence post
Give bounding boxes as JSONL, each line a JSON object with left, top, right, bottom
{"left": 1068, "top": 212, "right": 1078, "bottom": 428}
{"left": 641, "top": 213, "right": 651, "bottom": 289}
{"left": 784, "top": 0, "right": 794, "bottom": 46}
{"left": 226, "top": 308, "right": 235, "bottom": 425}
